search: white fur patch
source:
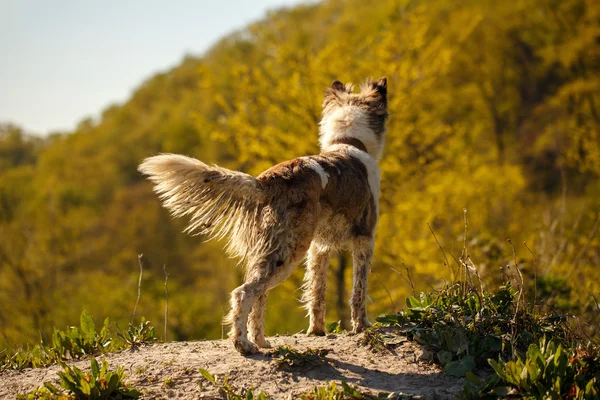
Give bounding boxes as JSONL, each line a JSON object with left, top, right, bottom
{"left": 303, "top": 157, "right": 329, "bottom": 189}
{"left": 324, "top": 144, "right": 380, "bottom": 214}
{"left": 319, "top": 105, "right": 384, "bottom": 160}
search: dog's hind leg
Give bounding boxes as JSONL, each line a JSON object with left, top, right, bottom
{"left": 248, "top": 292, "right": 270, "bottom": 348}
{"left": 350, "top": 236, "right": 374, "bottom": 333}
{"left": 229, "top": 254, "right": 303, "bottom": 354}
{"left": 302, "top": 242, "right": 331, "bottom": 336}
{"left": 228, "top": 277, "right": 268, "bottom": 355}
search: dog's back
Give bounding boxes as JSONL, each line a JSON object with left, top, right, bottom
{"left": 256, "top": 145, "right": 377, "bottom": 251}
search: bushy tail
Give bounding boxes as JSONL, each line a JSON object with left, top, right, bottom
{"left": 138, "top": 154, "right": 264, "bottom": 258}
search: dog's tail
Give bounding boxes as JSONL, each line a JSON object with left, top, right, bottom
{"left": 138, "top": 154, "right": 264, "bottom": 258}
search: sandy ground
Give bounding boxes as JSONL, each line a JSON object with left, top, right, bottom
{"left": 0, "top": 333, "right": 464, "bottom": 399}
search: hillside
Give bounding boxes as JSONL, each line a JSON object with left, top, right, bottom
{"left": 0, "top": 0, "right": 599, "bottom": 353}
{"left": 0, "top": 334, "right": 463, "bottom": 399}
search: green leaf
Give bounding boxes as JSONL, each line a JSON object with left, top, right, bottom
{"left": 107, "top": 373, "right": 120, "bottom": 393}
{"left": 341, "top": 381, "right": 363, "bottom": 398}
{"left": 80, "top": 310, "right": 96, "bottom": 343}
{"left": 375, "top": 314, "right": 402, "bottom": 325}
{"left": 198, "top": 368, "right": 217, "bottom": 384}
{"left": 406, "top": 296, "right": 422, "bottom": 309}
{"left": 101, "top": 359, "right": 109, "bottom": 376}
{"left": 492, "top": 386, "right": 510, "bottom": 396}
{"left": 90, "top": 357, "right": 100, "bottom": 378}
{"left": 465, "top": 371, "right": 481, "bottom": 385}
{"left": 437, "top": 350, "right": 454, "bottom": 366}
{"left": 445, "top": 355, "right": 475, "bottom": 377}
{"left": 43, "top": 381, "right": 60, "bottom": 394}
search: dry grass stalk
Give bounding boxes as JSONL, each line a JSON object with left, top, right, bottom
{"left": 163, "top": 264, "right": 169, "bottom": 342}
{"left": 131, "top": 254, "right": 144, "bottom": 325}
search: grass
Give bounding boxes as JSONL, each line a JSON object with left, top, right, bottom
{"left": 0, "top": 310, "right": 158, "bottom": 371}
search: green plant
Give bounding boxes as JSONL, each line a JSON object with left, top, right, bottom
{"left": 376, "top": 283, "right": 574, "bottom": 377}
{"left": 44, "top": 310, "right": 113, "bottom": 360}
{"left": 17, "top": 358, "right": 141, "bottom": 399}
{"left": 2, "top": 310, "right": 113, "bottom": 371}
{"left": 326, "top": 321, "right": 345, "bottom": 334}
{"left": 198, "top": 368, "right": 269, "bottom": 399}
{"left": 55, "top": 358, "right": 141, "bottom": 399}
{"left": 115, "top": 318, "right": 157, "bottom": 349}
{"left": 15, "top": 386, "right": 59, "bottom": 400}
{"left": 297, "top": 381, "right": 417, "bottom": 399}
{"left": 1, "top": 344, "right": 55, "bottom": 371}
{"left": 486, "top": 337, "right": 599, "bottom": 399}
{"left": 163, "top": 376, "right": 175, "bottom": 388}
{"left": 360, "top": 325, "right": 406, "bottom": 353}
{"left": 267, "top": 345, "right": 330, "bottom": 370}
{"left": 1, "top": 311, "right": 158, "bottom": 371}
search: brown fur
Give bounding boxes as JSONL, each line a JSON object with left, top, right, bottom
{"left": 139, "top": 77, "right": 389, "bottom": 354}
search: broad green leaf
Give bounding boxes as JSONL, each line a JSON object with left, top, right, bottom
{"left": 492, "top": 386, "right": 510, "bottom": 396}
{"left": 445, "top": 355, "right": 475, "bottom": 377}
{"left": 438, "top": 350, "right": 454, "bottom": 366}
{"left": 107, "top": 373, "right": 120, "bottom": 393}
{"left": 79, "top": 310, "right": 96, "bottom": 343}
{"left": 465, "top": 371, "right": 481, "bottom": 385}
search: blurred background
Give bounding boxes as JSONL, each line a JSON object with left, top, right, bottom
{"left": 1, "top": 0, "right": 598, "bottom": 348}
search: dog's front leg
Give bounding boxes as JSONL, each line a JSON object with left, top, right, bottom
{"left": 350, "top": 236, "right": 374, "bottom": 333}
{"left": 302, "top": 242, "right": 331, "bottom": 336}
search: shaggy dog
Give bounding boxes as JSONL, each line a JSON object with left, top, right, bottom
{"left": 139, "top": 77, "right": 389, "bottom": 354}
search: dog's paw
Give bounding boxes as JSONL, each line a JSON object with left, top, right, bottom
{"left": 233, "top": 338, "right": 260, "bottom": 355}
{"left": 306, "top": 326, "right": 327, "bottom": 336}
{"left": 352, "top": 319, "right": 372, "bottom": 334}
{"left": 253, "top": 337, "right": 272, "bottom": 349}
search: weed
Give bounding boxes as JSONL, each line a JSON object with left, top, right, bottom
{"left": 360, "top": 325, "right": 406, "bottom": 353}
{"left": 44, "top": 310, "right": 113, "bottom": 360}
{"left": 376, "top": 282, "right": 576, "bottom": 377}
{"left": 115, "top": 318, "right": 157, "bottom": 349}
{"left": 17, "top": 358, "right": 141, "bottom": 399}
{"left": 375, "top": 277, "right": 600, "bottom": 397}
{"left": 326, "top": 321, "right": 345, "bottom": 334}
{"left": 163, "top": 376, "right": 176, "bottom": 388}
{"left": 297, "top": 381, "right": 416, "bottom": 399}
{"left": 486, "top": 337, "right": 599, "bottom": 399}
{"left": 198, "top": 368, "right": 269, "bottom": 399}
{"left": 1, "top": 311, "right": 158, "bottom": 371}
{"left": 133, "top": 365, "right": 148, "bottom": 375}
{"left": 268, "top": 345, "right": 330, "bottom": 370}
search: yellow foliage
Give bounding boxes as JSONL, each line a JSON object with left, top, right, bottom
{"left": 1, "top": 0, "right": 599, "bottom": 347}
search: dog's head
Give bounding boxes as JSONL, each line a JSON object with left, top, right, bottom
{"left": 319, "top": 77, "right": 388, "bottom": 159}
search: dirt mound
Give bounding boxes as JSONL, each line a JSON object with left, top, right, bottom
{"left": 0, "top": 333, "right": 463, "bottom": 399}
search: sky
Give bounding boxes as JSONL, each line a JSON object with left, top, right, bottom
{"left": 0, "top": 0, "right": 303, "bottom": 136}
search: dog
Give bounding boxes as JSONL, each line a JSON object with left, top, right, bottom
{"left": 138, "top": 77, "right": 388, "bottom": 354}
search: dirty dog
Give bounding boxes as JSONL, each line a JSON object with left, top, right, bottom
{"left": 139, "top": 77, "right": 389, "bottom": 354}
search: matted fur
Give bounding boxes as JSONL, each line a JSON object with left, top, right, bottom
{"left": 139, "top": 77, "right": 389, "bottom": 354}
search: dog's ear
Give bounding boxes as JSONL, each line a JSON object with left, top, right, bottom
{"left": 323, "top": 80, "right": 347, "bottom": 110}
{"left": 363, "top": 77, "right": 388, "bottom": 116}
{"left": 373, "top": 77, "right": 387, "bottom": 97}
{"left": 331, "top": 80, "right": 345, "bottom": 92}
